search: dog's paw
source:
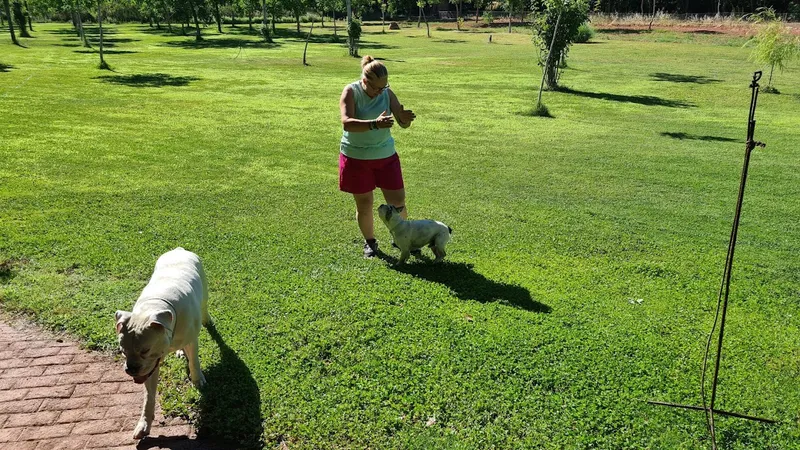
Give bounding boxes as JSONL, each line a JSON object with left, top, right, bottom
{"left": 176, "top": 350, "right": 186, "bottom": 359}
{"left": 193, "top": 372, "right": 207, "bottom": 388}
{"left": 132, "top": 418, "right": 151, "bottom": 440}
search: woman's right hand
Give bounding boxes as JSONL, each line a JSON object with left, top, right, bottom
{"left": 375, "top": 110, "right": 394, "bottom": 129}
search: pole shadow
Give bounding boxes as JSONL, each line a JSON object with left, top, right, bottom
{"left": 660, "top": 131, "right": 738, "bottom": 143}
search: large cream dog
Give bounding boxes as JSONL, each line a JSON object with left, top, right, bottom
{"left": 377, "top": 204, "right": 452, "bottom": 264}
{"left": 115, "top": 247, "right": 211, "bottom": 440}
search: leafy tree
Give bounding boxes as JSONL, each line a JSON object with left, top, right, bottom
{"left": 531, "top": 0, "right": 589, "bottom": 90}
{"left": 746, "top": 21, "right": 799, "bottom": 92}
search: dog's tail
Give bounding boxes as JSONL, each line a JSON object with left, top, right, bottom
{"left": 448, "top": 226, "right": 453, "bottom": 235}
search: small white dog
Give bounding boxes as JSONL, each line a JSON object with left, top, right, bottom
{"left": 377, "top": 204, "right": 452, "bottom": 264}
{"left": 115, "top": 247, "right": 211, "bottom": 440}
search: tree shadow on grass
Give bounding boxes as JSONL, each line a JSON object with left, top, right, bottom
{"left": 650, "top": 72, "right": 721, "bottom": 84}
{"left": 47, "top": 28, "right": 119, "bottom": 36}
{"left": 359, "top": 41, "right": 399, "bottom": 50}
{"left": 75, "top": 49, "right": 138, "bottom": 55}
{"left": 163, "top": 37, "right": 281, "bottom": 49}
{"left": 95, "top": 73, "right": 200, "bottom": 87}
{"left": 557, "top": 86, "right": 695, "bottom": 108}
{"left": 596, "top": 28, "right": 648, "bottom": 34}
{"left": 0, "top": 63, "right": 13, "bottom": 73}
{"left": 434, "top": 38, "right": 467, "bottom": 44}
{"left": 194, "top": 323, "right": 264, "bottom": 449}
{"left": 383, "top": 256, "right": 551, "bottom": 313}
{"left": 660, "top": 132, "right": 738, "bottom": 143}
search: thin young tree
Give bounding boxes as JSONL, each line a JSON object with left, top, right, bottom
{"left": 746, "top": 21, "right": 800, "bottom": 93}
{"left": 3, "top": 0, "right": 19, "bottom": 44}
{"left": 97, "top": 0, "right": 109, "bottom": 69}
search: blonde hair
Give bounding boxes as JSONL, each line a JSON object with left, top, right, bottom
{"left": 361, "top": 55, "right": 388, "bottom": 80}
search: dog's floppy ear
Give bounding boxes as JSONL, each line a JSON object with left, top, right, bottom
{"left": 148, "top": 310, "right": 174, "bottom": 331}
{"left": 395, "top": 205, "right": 405, "bottom": 212}
{"left": 115, "top": 311, "right": 131, "bottom": 334}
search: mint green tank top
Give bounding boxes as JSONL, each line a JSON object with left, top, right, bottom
{"left": 340, "top": 81, "right": 396, "bottom": 160}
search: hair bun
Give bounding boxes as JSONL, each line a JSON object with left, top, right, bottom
{"left": 361, "top": 55, "right": 375, "bottom": 68}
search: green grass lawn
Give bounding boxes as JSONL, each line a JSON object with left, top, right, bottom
{"left": 1, "top": 21, "right": 799, "bottom": 449}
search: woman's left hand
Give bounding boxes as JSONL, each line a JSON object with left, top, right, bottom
{"left": 396, "top": 107, "right": 416, "bottom": 126}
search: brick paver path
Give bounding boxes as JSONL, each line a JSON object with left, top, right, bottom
{"left": 0, "top": 318, "right": 230, "bottom": 449}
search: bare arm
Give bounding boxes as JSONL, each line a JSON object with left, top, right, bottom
{"left": 389, "top": 89, "right": 416, "bottom": 129}
{"left": 340, "top": 86, "right": 393, "bottom": 132}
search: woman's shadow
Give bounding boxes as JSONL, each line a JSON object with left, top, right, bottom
{"left": 383, "top": 254, "right": 551, "bottom": 313}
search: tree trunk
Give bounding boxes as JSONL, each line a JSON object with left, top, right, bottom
{"left": 475, "top": 7, "right": 479, "bottom": 23}
{"left": 648, "top": 0, "right": 655, "bottom": 31}
{"left": 260, "top": 0, "right": 271, "bottom": 42}
{"left": 321, "top": 12, "right": 324, "bottom": 28}
{"left": 271, "top": 8, "right": 275, "bottom": 32}
{"left": 456, "top": 1, "right": 461, "bottom": 30}
{"left": 3, "top": 0, "right": 18, "bottom": 45}
{"left": 640, "top": 0, "right": 644, "bottom": 14}
{"left": 422, "top": 5, "right": 429, "bottom": 37}
{"left": 98, "top": 0, "right": 107, "bottom": 69}
{"left": 768, "top": 63, "right": 774, "bottom": 88}
{"left": 231, "top": 11, "right": 236, "bottom": 26}
{"left": 78, "top": 9, "right": 89, "bottom": 46}
{"left": 213, "top": 0, "right": 222, "bottom": 33}
{"left": 333, "top": 11, "right": 337, "bottom": 37}
{"left": 508, "top": 6, "right": 511, "bottom": 33}
{"left": 302, "top": 21, "right": 313, "bottom": 65}
{"left": 295, "top": 12, "right": 300, "bottom": 33}
{"left": 149, "top": 15, "right": 153, "bottom": 27}
{"left": 417, "top": 6, "right": 421, "bottom": 27}
{"left": 248, "top": 12, "right": 252, "bottom": 31}
{"left": 381, "top": 7, "right": 384, "bottom": 33}
{"left": 12, "top": 1, "right": 30, "bottom": 37}
{"left": 23, "top": 0, "right": 31, "bottom": 31}
{"left": 190, "top": 0, "right": 201, "bottom": 40}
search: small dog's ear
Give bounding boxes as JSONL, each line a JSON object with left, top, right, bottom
{"left": 115, "top": 311, "right": 131, "bottom": 334}
{"left": 395, "top": 205, "right": 405, "bottom": 212}
{"left": 148, "top": 310, "right": 173, "bottom": 331}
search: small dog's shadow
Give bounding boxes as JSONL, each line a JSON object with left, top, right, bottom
{"left": 382, "top": 255, "right": 551, "bottom": 313}
{"left": 192, "top": 323, "right": 264, "bottom": 449}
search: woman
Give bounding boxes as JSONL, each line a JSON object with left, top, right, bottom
{"left": 339, "top": 55, "right": 417, "bottom": 258}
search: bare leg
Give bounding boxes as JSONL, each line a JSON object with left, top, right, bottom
{"left": 381, "top": 188, "right": 407, "bottom": 220}
{"left": 353, "top": 192, "right": 375, "bottom": 240}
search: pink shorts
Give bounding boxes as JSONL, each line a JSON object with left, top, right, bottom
{"left": 339, "top": 152, "right": 404, "bottom": 194}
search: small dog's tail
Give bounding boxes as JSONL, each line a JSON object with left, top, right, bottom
{"left": 448, "top": 226, "right": 453, "bottom": 234}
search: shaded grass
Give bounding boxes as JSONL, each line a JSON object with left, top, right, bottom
{"left": 1, "top": 22, "right": 799, "bottom": 449}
